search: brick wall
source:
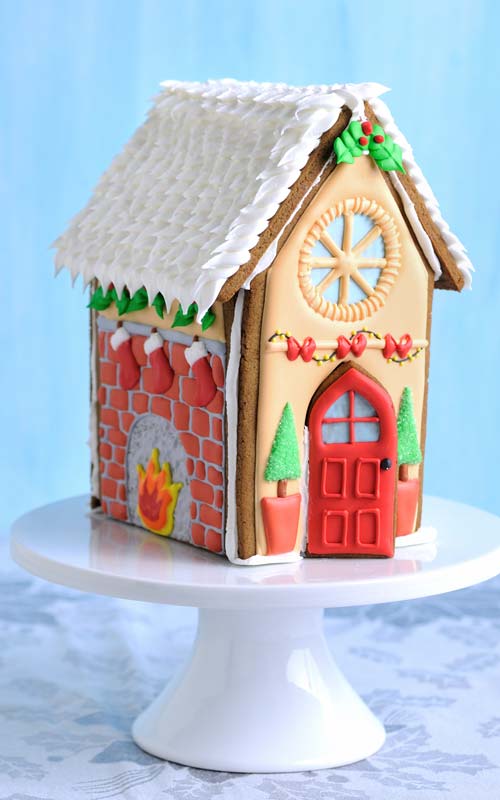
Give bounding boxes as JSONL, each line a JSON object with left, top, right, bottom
{"left": 96, "top": 319, "right": 226, "bottom": 554}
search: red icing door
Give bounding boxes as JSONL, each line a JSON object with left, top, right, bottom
{"left": 307, "top": 366, "right": 397, "bottom": 557}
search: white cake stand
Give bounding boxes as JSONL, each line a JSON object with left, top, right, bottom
{"left": 10, "top": 495, "right": 500, "bottom": 773}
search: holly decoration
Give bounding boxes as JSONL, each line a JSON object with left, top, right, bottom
{"left": 264, "top": 403, "right": 301, "bottom": 498}
{"left": 172, "top": 302, "right": 216, "bottom": 332}
{"left": 334, "top": 120, "right": 405, "bottom": 174}
{"left": 89, "top": 285, "right": 216, "bottom": 329}
{"left": 397, "top": 387, "right": 422, "bottom": 481}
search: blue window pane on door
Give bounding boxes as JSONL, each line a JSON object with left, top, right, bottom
{"left": 322, "top": 422, "right": 350, "bottom": 444}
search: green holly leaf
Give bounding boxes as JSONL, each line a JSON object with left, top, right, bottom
{"left": 172, "top": 301, "right": 198, "bottom": 328}
{"left": 340, "top": 123, "right": 365, "bottom": 157}
{"left": 88, "top": 285, "right": 113, "bottom": 311}
{"left": 126, "top": 287, "right": 149, "bottom": 313}
{"left": 201, "top": 308, "right": 216, "bottom": 331}
{"left": 153, "top": 293, "right": 166, "bottom": 319}
{"left": 334, "top": 137, "right": 354, "bottom": 165}
{"left": 369, "top": 127, "right": 405, "bottom": 173}
{"left": 116, "top": 288, "right": 131, "bottom": 316}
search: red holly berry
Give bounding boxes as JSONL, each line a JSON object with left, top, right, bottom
{"left": 361, "top": 121, "right": 373, "bottom": 135}
{"left": 373, "top": 134, "right": 385, "bottom": 143}
{"left": 359, "top": 136, "right": 369, "bottom": 146}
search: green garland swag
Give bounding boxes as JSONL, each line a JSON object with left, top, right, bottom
{"left": 88, "top": 285, "right": 216, "bottom": 331}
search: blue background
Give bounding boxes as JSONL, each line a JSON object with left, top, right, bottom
{"left": 1, "top": 0, "right": 499, "bottom": 532}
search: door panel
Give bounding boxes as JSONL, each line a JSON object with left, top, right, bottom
{"left": 307, "top": 366, "right": 397, "bottom": 557}
{"left": 321, "top": 458, "right": 347, "bottom": 498}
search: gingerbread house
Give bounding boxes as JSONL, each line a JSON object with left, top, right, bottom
{"left": 54, "top": 80, "right": 472, "bottom": 564}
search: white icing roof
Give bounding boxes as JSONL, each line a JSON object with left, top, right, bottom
{"left": 54, "top": 79, "right": 472, "bottom": 318}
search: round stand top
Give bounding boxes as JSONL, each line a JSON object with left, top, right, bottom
{"left": 10, "top": 495, "right": 500, "bottom": 609}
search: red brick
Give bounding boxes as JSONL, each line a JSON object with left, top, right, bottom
{"left": 108, "top": 462, "right": 125, "bottom": 480}
{"left": 196, "top": 461, "right": 206, "bottom": 480}
{"left": 181, "top": 377, "right": 198, "bottom": 406}
{"left": 192, "top": 409, "right": 210, "bottom": 437}
{"left": 212, "top": 417, "right": 223, "bottom": 442}
{"left": 97, "top": 386, "right": 106, "bottom": 405}
{"left": 166, "top": 375, "right": 180, "bottom": 402}
{"left": 110, "top": 502, "right": 127, "bottom": 521}
{"left": 121, "top": 412, "right": 135, "bottom": 432}
{"left": 200, "top": 505, "right": 223, "bottom": 529}
{"left": 171, "top": 342, "right": 190, "bottom": 376}
{"left": 206, "top": 529, "right": 222, "bottom": 553}
{"left": 133, "top": 393, "right": 149, "bottom": 414}
{"left": 151, "top": 397, "right": 171, "bottom": 419}
{"left": 101, "top": 478, "right": 117, "bottom": 499}
{"left": 174, "top": 402, "right": 190, "bottom": 431}
{"left": 100, "top": 361, "right": 117, "bottom": 385}
{"left": 99, "top": 426, "right": 104, "bottom": 438}
{"left": 203, "top": 440, "right": 223, "bottom": 465}
{"left": 211, "top": 356, "right": 224, "bottom": 388}
{"left": 98, "top": 332, "right": 107, "bottom": 358}
{"left": 190, "top": 480, "right": 214, "bottom": 504}
{"left": 131, "top": 335, "right": 147, "bottom": 366}
{"left": 109, "top": 428, "right": 127, "bottom": 446}
{"left": 118, "top": 484, "right": 126, "bottom": 501}
{"left": 99, "top": 461, "right": 106, "bottom": 475}
{"left": 214, "top": 490, "right": 224, "bottom": 509}
{"left": 101, "top": 499, "right": 108, "bottom": 514}
{"left": 114, "top": 446, "right": 126, "bottom": 465}
{"left": 186, "top": 458, "right": 195, "bottom": 476}
{"left": 110, "top": 389, "right": 129, "bottom": 410}
{"left": 100, "top": 442, "right": 112, "bottom": 460}
{"left": 207, "top": 391, "right": 224, "bottom": 415}
{"left": 101, "top": 408, "right": 119, "bottom": 427}
{"left": 208, "top": 466, "right": 223, "bottom": 486}
{"left": 191, "top": 502, "right": 197, "bottom": 520}
{"left": 192, "top": 523, "right": 205, "bottom": 546}
{"left": 180, "top": 433, "right": 200, "bottom": 458}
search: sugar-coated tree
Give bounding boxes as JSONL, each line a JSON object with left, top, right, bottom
{"left": 397, "top": 387, "right": 422, "bottom": 481}
{"left": 264, "top": 402, "right": 301, "bottom": 498}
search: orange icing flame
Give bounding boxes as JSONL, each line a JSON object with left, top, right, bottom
{"left": 136, "top": 448, "right": 182, "bottom": 536}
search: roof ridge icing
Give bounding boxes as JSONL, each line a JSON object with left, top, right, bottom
{"left": 54, "top": 80, "right": 472, "bottom": 318}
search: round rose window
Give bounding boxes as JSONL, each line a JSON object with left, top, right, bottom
{"left": 298, "top": 197, "right": 401, "bottom": 322}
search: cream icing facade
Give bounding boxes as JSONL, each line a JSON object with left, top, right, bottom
{"left": 255, "top": 156, "right": 432, "bottom": 555}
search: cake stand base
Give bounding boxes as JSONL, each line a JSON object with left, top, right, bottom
{"left": 132, "top": 607, "right": 384, "bottom": 772}
{"left": 11, "top": 496, "right": 500, "bottom": 774}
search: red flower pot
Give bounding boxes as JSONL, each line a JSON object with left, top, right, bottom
{"left": 396, "top": 479, "right": 420, "bottom": 537}
{"left": 261, "top": 494, "right": 301, "bottom": 555}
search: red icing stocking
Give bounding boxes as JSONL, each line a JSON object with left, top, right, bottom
{"left": 144, "top": 332, "right": 174, "bottom": 393}
{"left": 185, "top": 339, "right": 217, "bottom": 407}
{"left": 110, "top": 326, "right": 140, "bottom": 390}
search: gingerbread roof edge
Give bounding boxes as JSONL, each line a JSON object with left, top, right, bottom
{"left": 53, "top": 79, "right": 473, "bottom": 318}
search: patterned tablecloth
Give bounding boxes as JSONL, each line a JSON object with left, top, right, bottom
{"left": 1, "top": 536, "right": 500, "bottom": 800}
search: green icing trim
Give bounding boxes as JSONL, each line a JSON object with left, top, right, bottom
{"left": 264, "top": 403, "right": 302, "bottom": 482}
{"left": 88, "top": 286, "right": 216, "bottom": 330}
{"left": 333, "top": 121, "right": 405, "bottom": 174}
{"left": 172, "top": 302, "right": 216, "bottom": 331}
{"left": 397, "top": 387, "right": 422, "bottom": 466}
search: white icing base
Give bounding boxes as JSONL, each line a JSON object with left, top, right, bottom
{"left": 395, "top": 526, "right": 437, "bottom": 548}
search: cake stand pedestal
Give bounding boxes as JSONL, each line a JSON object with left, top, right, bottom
{"left": 10, "top": 496, "right": 500, "bottom": 773}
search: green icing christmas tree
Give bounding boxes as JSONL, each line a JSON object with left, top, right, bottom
{"left": 265, "top": 403, "right": 301, "bottom": 497}
{"left": 397, "top": 387, "right": 422, "bottom": 481}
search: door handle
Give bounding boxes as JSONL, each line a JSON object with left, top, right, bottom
{"left": 380, "top": 458, "right": 392, "bottom": 471}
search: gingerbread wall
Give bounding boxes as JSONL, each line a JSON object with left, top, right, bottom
{"left": 96, "top": 317, "right": 226, "bottom": 554}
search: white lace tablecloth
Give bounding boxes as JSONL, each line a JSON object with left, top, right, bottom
{"left": 1, "top": 537, "right": 500, "bottom": 800}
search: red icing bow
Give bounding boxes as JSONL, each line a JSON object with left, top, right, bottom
{"left": 286, "top": 336, "right": 316, "bottom": 362}
{"left": 336, "top": 333, "right": 367, "bottom": 359}
{"left": 383, "top": 333, "right": 413, "bottom": 359}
